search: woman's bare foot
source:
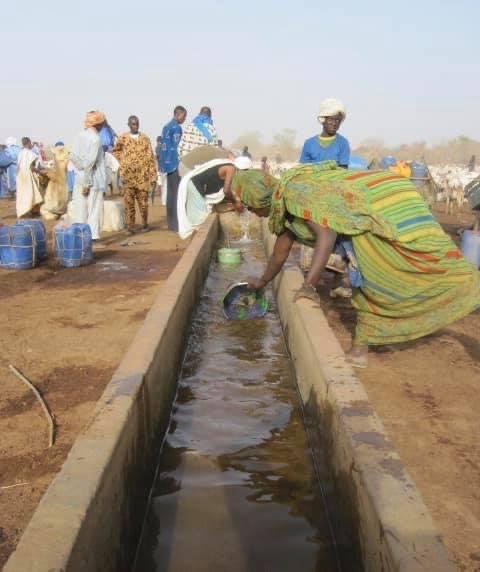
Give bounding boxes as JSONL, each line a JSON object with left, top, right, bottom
{"left": 346, "top": 344, "right": 368, "bottom": 368}
{"left": 330, "top": 286, "right": 352, "bottom": 299}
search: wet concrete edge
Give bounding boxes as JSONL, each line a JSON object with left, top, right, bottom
{"left": 4, "top": 216, "right": 219, "bottom": 572}
{"left": 261, "top": 221, "right": 456, "bottom": 572}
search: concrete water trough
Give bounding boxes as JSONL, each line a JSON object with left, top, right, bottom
{"left": 4, "top": 214, "right": 455, "bottom": 572}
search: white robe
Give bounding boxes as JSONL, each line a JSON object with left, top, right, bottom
{"left": 16, "top": 148, "right": 43, "bottom": 218}
{"left": 70, "top": 128, "right": 106, "bottom": 239}
{"left": 72, "top": 185, "right": 104, "bottom": 239}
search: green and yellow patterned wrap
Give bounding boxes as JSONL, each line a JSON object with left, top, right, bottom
{"left": 237, "top": 163, "right": 480, "bottom": 345}
{"left": 232, "top": 169, "right": 278, "bottom": 209}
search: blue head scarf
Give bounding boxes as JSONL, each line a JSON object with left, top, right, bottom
{"left": 192, "top": 114, "right": 213, "bottom": 143}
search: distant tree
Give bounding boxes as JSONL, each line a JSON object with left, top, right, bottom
{"left": 456, "top": 135, "right": 473, "bottom": 145}
{"left": 358, "top": 137, "right": 385, "bottom": 149}
{"left": 231, "top": 132, "right": 263, "bottom": 158}
{"left": 272, "top": 128, "right": 298, "bottom": 161}
{"left": 353, "top": 135, "right": 480, "bottom": 165}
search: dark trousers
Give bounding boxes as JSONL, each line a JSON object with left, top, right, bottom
{"left": 166, "top": 169, "right": 180, "bottom": 232}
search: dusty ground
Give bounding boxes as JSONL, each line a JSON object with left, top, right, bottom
{"left": 0, "top": 196, "right": 190, "bottom": 569}
{"left": 313, "top": 206, "right": 480, "bottom": 571}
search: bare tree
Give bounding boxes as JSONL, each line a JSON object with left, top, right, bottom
{"left": 353, "top": 135, "right": 480, "bottom": 165}
{"left": 231, "top": 131, "right": 263, "bottom": 158}
{"left": 271, "top": 128, "right": 299, "bottom": 161}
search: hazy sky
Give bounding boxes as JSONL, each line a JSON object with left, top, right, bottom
{"left": 2, "top": 0, "right": 479, "bottom": 149}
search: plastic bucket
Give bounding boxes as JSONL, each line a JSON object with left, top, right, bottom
{"left": 461, "top": 230, "right": 480, "bottom": 268}
{"left": 54, "top": 223, "right": 93, "bottom": 268}
{"left": 410, "top": 162, "right": 428, "bottom": 188}
{"left": 16, "top": 219, "right": 47, "bottom": 261}
{"left": 0, "top": 224, "right": 37, "bottom": 270}
{"left": 218, "top": 247, "right": 241, "bottom": 265}
{"left": 379, "top": 156, "right": 396, "bottom": 169}
{"left": 348, "top": 155, "right": 369, "bottom": 170}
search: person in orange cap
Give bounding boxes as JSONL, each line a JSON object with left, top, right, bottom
{"left": 70, "top": 111, "right": 107, "bottom": 241}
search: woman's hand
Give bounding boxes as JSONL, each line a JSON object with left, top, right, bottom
{"left": 82, "top": 187, "right": 90, "bottom": 197}
{"left": 293, "top": 282, "right": 319, "bottom": 302}
{"left": 248, "top": 277, "right": 267, "bottom": 290}
{"left": 234, "top": 200, "right": 245, "bottom": 213}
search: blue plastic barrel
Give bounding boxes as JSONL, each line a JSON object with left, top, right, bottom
{"left": 461, "top": 230, "right": 480, "bottom": 268}
{"left": 16, "top": 219, "right": 47, "bottom": 261}
{"left": 379, "top": 155, "right": 396, "bottom": 169}
{"left": 0, "top": 224, "right": 37, "bottom": 269}
{"left": 410, "top": 162, "right": 428, "bottom": 188}
{"left": 348, "top": 155, "right": 369, "bottom": 170}
{"left": 54, "top": 223, "right": 93, "bottom": 268}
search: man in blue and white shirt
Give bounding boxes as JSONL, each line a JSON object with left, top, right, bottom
{"left": 160, "top": 105, "right": 187, "bottom": 231}
{"left": 177, "top": 106, "right": 218, "bottom": 158}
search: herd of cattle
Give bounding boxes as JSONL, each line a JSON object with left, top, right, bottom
{"left": 428, "top": 165, "right": 479, "bottom": 214}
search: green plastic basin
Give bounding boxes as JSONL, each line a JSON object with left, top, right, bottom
{"left": 218, "top": 247, "right": 241, "bottom": 265}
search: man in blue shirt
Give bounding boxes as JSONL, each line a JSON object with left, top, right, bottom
{"left": 299, "top": 98, "right": 350, "bottom": 168}
{"left": 160, "top": 105, "right": 187, "bottom": 231}
{"left": 99, "top": 119, "right": 117, "bottom": 152}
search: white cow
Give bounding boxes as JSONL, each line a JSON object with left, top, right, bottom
{"left": 429, "top": 164, "right": 479, "bottom": 214}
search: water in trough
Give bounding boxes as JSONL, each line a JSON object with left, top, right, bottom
{"left": 134, "top": 237, "right": 351, "bottom": 572}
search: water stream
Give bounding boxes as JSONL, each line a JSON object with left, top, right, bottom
{"left": 238, "top": 210, "right": 252, "bottom": 243}
{"left": 134, "top": 239, "right": 343, "bottom": 572}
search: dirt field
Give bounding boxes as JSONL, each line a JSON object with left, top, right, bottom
{"left": 315, "top": 206, "right": 480, "bottom": 571}
{"left": 0, "top": 197, "right": 190, "bottom": 569}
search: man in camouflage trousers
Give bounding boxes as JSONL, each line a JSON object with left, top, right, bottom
{"left": 114, "top": 116, "right": 157, "bottom": 234}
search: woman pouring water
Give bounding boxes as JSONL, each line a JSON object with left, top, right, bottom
{"left": 176, "top": 155, "right": 253, "bottom": 239}
{"left": 232, "top": 162, "right": 480, "bottom": 368}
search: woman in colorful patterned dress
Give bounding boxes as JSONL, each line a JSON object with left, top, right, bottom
{"left": 232, "top": 162, "right": 480, "bottom": 367}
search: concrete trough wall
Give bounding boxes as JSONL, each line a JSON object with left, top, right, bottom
{"left": 261, "top": 221, "right": 455, "bottom": 572}
{"left": 5, "top": 216, "right": 219, "bottom": 572}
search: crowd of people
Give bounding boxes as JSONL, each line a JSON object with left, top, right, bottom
{"left": 1, "top": 97, "right": 479, "bottom": 367}
{"left": 0, "top": 104, "right": 231, "bottom": 240}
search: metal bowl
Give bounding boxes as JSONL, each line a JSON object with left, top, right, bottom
{"left": 222, "top": 282, "right": 269, "bottom": 320}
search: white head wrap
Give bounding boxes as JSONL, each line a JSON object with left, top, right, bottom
{"left": 5, "top": 137, "right": 17, "bottom": 146}
{"left": 317, "top": 98, "right": 346, "bottom": 124}
{"left": 234, "top": 156, "right": 253, "bottom": 170}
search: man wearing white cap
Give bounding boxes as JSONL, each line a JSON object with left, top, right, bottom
{"left": 299, "top": 98, "right": 350, "bottom": 167}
